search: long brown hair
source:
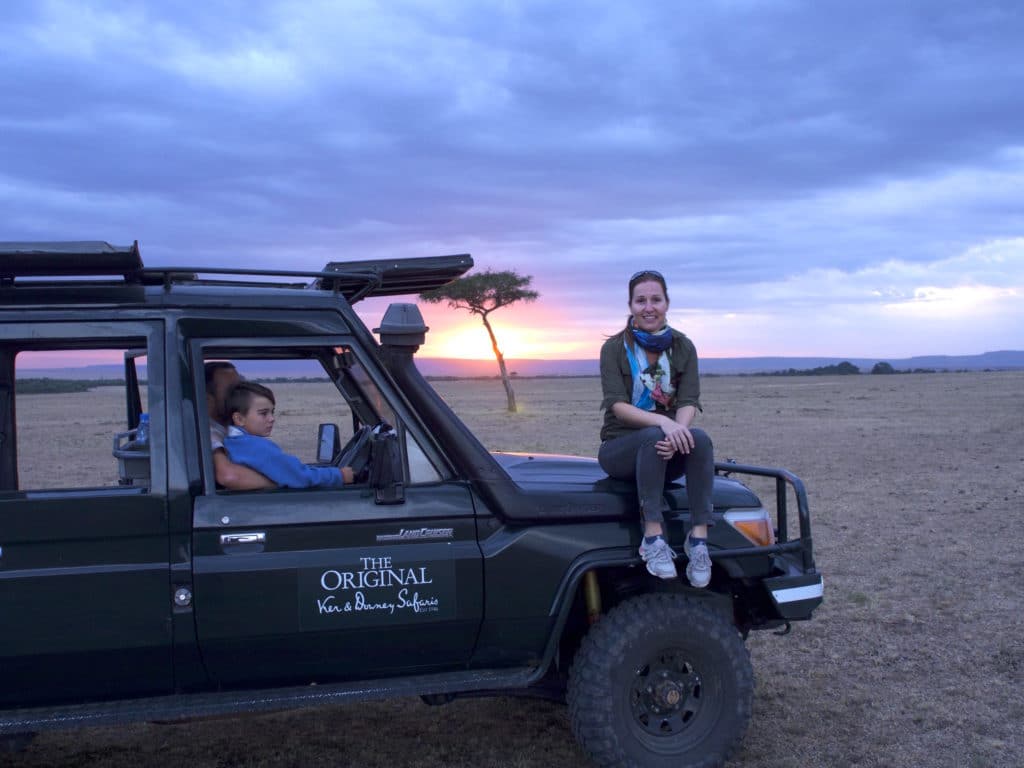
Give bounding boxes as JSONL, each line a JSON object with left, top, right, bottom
{"left": 624, "top": 270, "right": 670, "bottom": 344}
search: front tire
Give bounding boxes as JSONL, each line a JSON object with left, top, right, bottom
{"left": 568, "top": 593, "right": 753, "bottom": 768}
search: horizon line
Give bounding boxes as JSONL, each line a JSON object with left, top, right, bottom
{"left": 14, "top": 348, "right": 1024, "bottom": 369}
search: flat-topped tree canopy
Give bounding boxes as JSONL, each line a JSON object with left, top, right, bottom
{"left": 0, "top": 241, "right": 142, "bottom": 278}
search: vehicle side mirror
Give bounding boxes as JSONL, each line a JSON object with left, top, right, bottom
{"left": 369, "top": 426, "right": 405, "bottom": 504}
{"left": 317, "top": 423, "right": 340, "bottom": 464}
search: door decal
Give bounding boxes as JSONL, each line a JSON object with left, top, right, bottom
{"left": 299, "top": 551, "right": 456, "bottom": 629}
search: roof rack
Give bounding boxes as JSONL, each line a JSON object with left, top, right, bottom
{"left": 0, "top": 241, "right": 142, "bottom": 278}
{"left": 0, "top": 242, "right": 473, "bottom": 302}
{"left": 320, "top": 254, "right": 474, "bottom": 301}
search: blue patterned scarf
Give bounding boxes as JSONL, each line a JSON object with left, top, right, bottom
{"left": 625, "top": 324, "right": 675, "bottom": 410}
{"left": 631, "top": 323, "right": 673, "bottom": 353}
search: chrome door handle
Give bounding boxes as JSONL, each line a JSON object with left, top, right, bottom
{"left": 219, "top": 532, "right": 266, "bottom": 546}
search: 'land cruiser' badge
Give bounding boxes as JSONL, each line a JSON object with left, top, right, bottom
{"left": 376, "top": 527, "right": 454, "bottom": 542}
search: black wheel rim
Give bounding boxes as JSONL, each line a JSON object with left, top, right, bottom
{"left": 629, "top": 650, "right": 704, "bottom": 738}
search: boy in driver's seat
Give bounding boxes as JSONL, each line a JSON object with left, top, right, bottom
{"left": 224, "top": 381, "right": 354, "bottom": 489}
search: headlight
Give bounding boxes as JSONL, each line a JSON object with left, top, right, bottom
{"left": 724, "top": 507, "right": 776, "bottom": 547}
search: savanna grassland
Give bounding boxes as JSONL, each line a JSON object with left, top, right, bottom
{"left": 4, "top": 371, "right": 1023, "bottom": 768}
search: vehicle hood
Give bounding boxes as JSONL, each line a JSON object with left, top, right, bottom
{"left": 491, "top": 451, "right": 762, "bottom": 511}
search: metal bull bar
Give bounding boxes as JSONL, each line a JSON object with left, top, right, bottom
{"left": 714, "top": 461, "right": 816, "bottom": 573}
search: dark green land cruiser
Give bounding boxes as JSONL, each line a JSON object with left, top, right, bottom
{"left": 0, "top": 242, "right": 823, "bottom": 768}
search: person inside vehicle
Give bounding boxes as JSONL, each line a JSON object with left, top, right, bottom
{"left": 598, "top": 269, "right": 714, "bottom": 588}
{"left": 205, "top": 361, "right": 276, "bottom": 490}
{"left": 223, "top": 381, "right": 354, "bottom": 488}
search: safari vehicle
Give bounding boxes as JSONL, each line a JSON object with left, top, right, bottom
{"left": 0, "top": 242, "right": 823, "bottom": 768}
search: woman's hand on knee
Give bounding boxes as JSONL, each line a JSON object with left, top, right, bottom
{"left": 660, "top": 418, "right": 695, "bottom": 454}
{"left": 655, "top": 438, "right": 676, "bottom": 460}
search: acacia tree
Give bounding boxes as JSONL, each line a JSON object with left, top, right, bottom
{"left": 420, "top": 269, "right": 539, "bottom": 413}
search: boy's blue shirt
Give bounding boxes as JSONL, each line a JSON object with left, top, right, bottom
{"left": 224, "top": 426, "right": 344, "bottom": 489}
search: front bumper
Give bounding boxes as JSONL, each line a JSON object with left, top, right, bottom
{"left": 764, "top": 572, "right": 824, "bottom": 620}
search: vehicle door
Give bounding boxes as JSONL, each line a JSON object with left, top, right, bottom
{"left": 189, "top": 340, "right": 482, "bottom": 688}
{"left": 0, "top": 322, "right": 172, "bottom": 707}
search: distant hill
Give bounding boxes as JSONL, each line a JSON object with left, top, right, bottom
{"left": 18, "top": 350, "right": 1024, "bottom": 380}
{"left": 696, "top": 350, "right": 1024, "bottom": 375}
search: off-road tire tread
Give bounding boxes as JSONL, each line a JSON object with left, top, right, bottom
{"left": 568, "top": 593, "right": 753, "bottom": 768}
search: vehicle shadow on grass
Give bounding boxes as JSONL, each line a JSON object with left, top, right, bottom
{"left": 3, "top": 697, "right": 591, "bottom": 768}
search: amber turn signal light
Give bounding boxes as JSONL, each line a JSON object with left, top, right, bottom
{"left": 724, "top": 509, "right": 776, "bottom": 547}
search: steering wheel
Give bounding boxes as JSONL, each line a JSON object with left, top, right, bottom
{"left": 334, "top": 425, "right": 373, "bottom": 482}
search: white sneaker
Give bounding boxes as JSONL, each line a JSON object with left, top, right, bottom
{"left": 639, "top": 537, "right": 678, "bottom": 580}
{"left": 684, "top": 536, "right": 712, "bottom": 588}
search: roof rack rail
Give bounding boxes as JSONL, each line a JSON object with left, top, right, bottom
{"left": 133, "top": 253, "right": 473, "bottom": 301}
{"left": 0, "top": 241, "right": 473, "bottom": 301}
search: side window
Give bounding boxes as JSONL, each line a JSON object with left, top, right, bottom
{"left": 12, "top": 345, "right": 150, "bottom": 491}
{"left": 406, "top": 432, "right": 441, "bottom": 484}
{"left": 216, "top": 357, "right": 346, "bottom": 463}
{"left": 199, "top": 345, "right": 443, "bottom": 492}
{"left": 327, "top": 349, "right": 441, "bottom": 484}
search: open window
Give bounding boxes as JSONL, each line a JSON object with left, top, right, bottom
{"left": 0, "top": 331, "right": 158, "bottom": 494}
{"left": 197, "top": 343, "right": 443, "bottom": 496}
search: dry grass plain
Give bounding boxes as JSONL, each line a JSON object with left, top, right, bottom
{"left": 4, "top": 371, "right": 1023, "bottom": 767}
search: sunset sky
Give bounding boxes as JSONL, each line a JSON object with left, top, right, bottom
{"left": 3, "top": 1, "right": 1023, "bottom": 361}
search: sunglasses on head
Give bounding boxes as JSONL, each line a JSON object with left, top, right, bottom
{"left": 630, "top": 270, "right": 665, "bottom": 283}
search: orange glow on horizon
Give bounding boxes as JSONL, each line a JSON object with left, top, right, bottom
{"left": 417, "top": 305, "right": 595, "bottom": 360}
{"left": 421, "top": 322, "right": 591, "bottom": 360}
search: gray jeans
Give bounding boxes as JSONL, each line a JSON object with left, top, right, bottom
{"left": 598, "top": 426, "right": 714, "bottom": 527}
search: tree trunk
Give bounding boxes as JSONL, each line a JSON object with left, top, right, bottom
{"left": 481, "top": 313, "right": 517, "bottom": 412}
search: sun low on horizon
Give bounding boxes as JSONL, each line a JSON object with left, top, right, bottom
{"left": 418, "top": 320, "right": 592, "bottom": 360}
